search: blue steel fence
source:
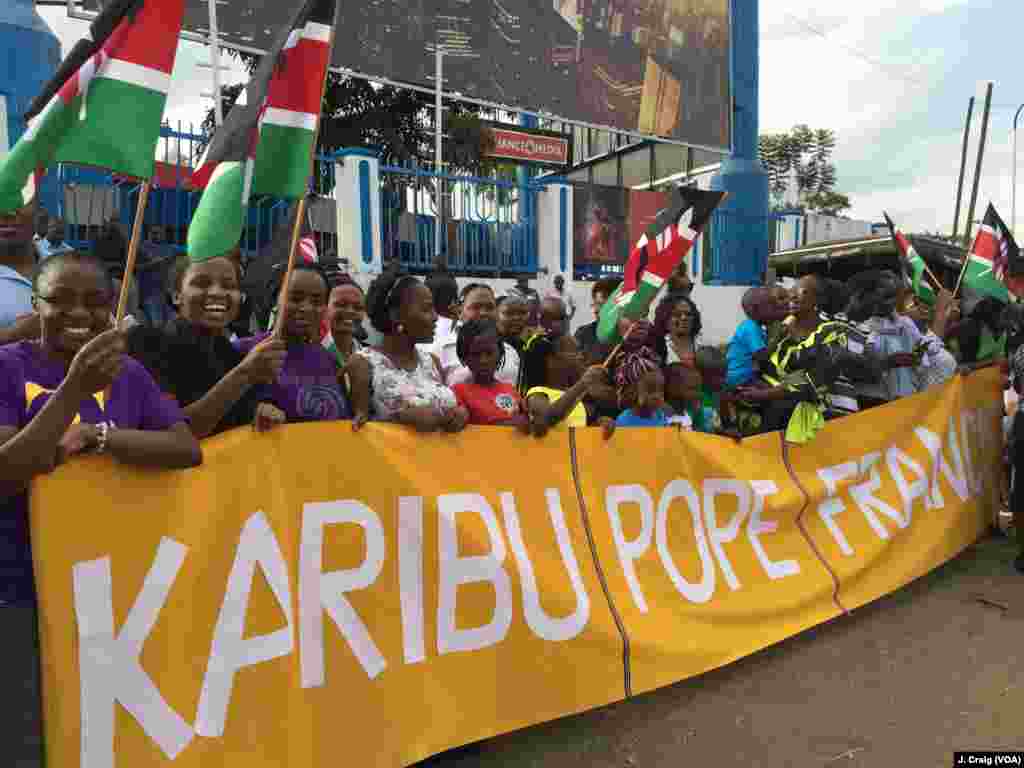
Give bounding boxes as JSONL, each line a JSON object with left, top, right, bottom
{"left": 45, "top": 126, "right": 539, "bottom": 275}
{"left": 379, "top": 164, "right": 537, "bottom": 275}
{"left": 45, "top": 125, "right": 768, "bottom": 283}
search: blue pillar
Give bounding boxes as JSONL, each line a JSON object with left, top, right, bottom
{"left": 0, "top": 0, "right": 60, "bottom": 211}
{"left": 519, "top": 113, "right": 538, "bottom": 274}
{"left": 709, "top": 0, "right": 769, "bottom": 285}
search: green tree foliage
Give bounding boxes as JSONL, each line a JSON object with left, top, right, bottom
{"left": 758, "top": 125, "right": 847, "bottom": 214}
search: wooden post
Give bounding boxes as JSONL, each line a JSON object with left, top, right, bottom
{"left": 115, "top": 179, "right": 152, "bottom": 325}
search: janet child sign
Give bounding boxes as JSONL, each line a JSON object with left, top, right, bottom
{"left": 31, "top": 372, "right": 1002, "bottom": 767}
{"left": 483, "top": 123, "right": 572, "bottom": 167}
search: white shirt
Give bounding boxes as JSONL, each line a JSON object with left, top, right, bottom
{"left": 425, "top": 327, "right": 521, "bottom": 387}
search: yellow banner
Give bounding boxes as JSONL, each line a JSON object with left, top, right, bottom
{"left": 30, "top": 372, "right": 1002, "bottom": 767}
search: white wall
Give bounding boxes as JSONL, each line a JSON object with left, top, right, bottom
{"left": 775, "top": 213, "right": 874, "bottom": 251}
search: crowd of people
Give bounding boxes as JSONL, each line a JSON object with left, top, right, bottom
{"left": 1, "top": 196, "right": 1023, "bottom": 762}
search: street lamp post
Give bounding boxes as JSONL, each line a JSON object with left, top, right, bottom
{"left": 1013, "top": 103, "right": 1024, "bottom": 235}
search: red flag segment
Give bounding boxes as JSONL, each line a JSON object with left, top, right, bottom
{"left": 264, "top": 22, "right": 332, "bottom": 119}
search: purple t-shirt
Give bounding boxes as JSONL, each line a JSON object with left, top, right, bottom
{"left": 235, "top": 333, "right": 350, "bottom": 422}
{"left": 0, "top": 340, "right": 184, "bottom": 604}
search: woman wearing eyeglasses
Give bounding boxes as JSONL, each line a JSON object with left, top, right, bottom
{"left": 0, "top": 251, "right": 202, "bottom": 766}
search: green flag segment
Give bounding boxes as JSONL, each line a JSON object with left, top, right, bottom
{"left": 0, "top": 0, "right": 185, "bottom": 214}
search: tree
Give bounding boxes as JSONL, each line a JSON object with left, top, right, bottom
{"left": 758, "top": 125, "right": 846, "bottom": 213}
{"left": 803, "top": 190, "right": 851, "bottom": 217}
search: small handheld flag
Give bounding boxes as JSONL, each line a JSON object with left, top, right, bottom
{"left": 187, "top": 0, "right": 338, "bottom": 264}
{"left": 883, "top": 212, "right": 940, "bottom": 303}
{"left": 597, "top": 187, "right": 726, "bottom": 345}
{"left": 956, "top": 203, "right": 1024, "bottom": 300}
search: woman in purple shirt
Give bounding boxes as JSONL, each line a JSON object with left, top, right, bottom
{"left": 235, "top": 264, "right": 350, "bottom": 427}
{"left": 0, "top": 250, "right": 201, "bottom": 765}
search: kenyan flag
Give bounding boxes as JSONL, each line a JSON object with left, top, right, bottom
{"left": 962, "top": 204, "right": 1022, "bottom": 300}
{"left": 0, "top": 0, "right": 185, "bottom": 213}
{"left": 187, "top": 0, "right": 338, "bottom": 263}
{"left": 883, "top": 212, "right": 936, "bottom": 304}
{"left": 597, "top": 187, "right": 725, "bottom": 344}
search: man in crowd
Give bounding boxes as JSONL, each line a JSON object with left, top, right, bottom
{"left": 509, "top": 275, "right": 541, "bottom": 326}
{"left": 539, "top": 296, "right": 569, "bottom": 339}
{"left": 0, "top": 200, "right": 41, "bottom": 343}
{"left": 575, "top": 277, "right": 622, "bottom": 362}
{"left": 547, "top": 274, "right": 576, "bottom": 321}
{"left": 668, "top": 263, "right": 694, "bottom": 296}
{"left": 33, "top": 217, "right": 73, "bottom": 261}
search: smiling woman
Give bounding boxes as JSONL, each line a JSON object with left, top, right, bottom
{"left": 125, "top": 254, "right": 289, "bottom": 438}
{"left": 233, "top": 264, "right": 350, "bottom": 425}
{"left": 0, "top": 248, "right": 201, "bottom": 768}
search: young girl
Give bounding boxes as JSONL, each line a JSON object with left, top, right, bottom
{"left": 126, "top": 254, "right": 287, "bottom": 437}
{"left": 665, "top": 363, "right": 721, "bottom": 433}
{"left": 519, "top": 333, "right": 607, "bottom": 437}
{"left": 235, "top": 264, "right": 350, "bottom": 429}
{"left": 615, "top": 366, "right": 671, "bottom": 427}
{"left": 452, "top": 318, "right": 526, "bottom": 427}
{"left": 432, "top": 283, "right": 521, "bottom": 387}
{"left": 323, "top": 278, "right": 366, "bottom": 368}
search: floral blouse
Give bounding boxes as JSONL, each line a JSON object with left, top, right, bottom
{"left": 358, "top": 347, "right": 458, "bottom": 421}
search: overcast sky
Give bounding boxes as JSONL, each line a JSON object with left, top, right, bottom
{"left": 39, "top": 2, "right": 1021, "bottom": 235}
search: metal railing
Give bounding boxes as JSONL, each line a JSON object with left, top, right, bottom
{"left": 702, "top": 209, "right": 775, "bottom": 286}
{"left": 48, "top": 125, "right": 539, "bottom": 276}
{"left": 380, "top": 163, "right": 537, "bottom": 275}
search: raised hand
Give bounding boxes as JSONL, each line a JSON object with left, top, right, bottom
{"left": 65, "top": 329, "right": 124, "bottom": 396}
{"left": 241, "top": 337, "right": 287, "bottom": 385}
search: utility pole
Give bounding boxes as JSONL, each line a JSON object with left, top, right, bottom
{"left": 434, "top": 46, "right": 443, "bottom": 261}
{"left": 964, "top": 82, "right": 993, "bottom": 247}
{"left": 951, "top": 96, "right": 974, "bottom": 242}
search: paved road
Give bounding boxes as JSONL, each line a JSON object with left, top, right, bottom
{"left": 419, "top": 535, "right": 1023, "bottom": 768}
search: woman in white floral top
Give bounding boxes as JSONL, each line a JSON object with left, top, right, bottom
{"left": 347, "top": 272, "right": 467, "bottom": 432}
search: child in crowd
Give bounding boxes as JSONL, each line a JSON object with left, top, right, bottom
{"left": 235, "top": 264, "right": 350, "bottom": 429}
{"left": 323, "top": 278, "right": 366, "bottom": 368}
{"left": 615, "top": 366, "right": 671, "bottom": 428}
{"left": 726, "top": 286, "right": 786, "bottom": 389}
{"left": 665, "top": 362, "right": 720, "bottom": 433}
{"left": 452, "top": 318, "right": 527, "bottom": 427}
{"left": 520, "top": 333, "right": 606, "bottom": 436}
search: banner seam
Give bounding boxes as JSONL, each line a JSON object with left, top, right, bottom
{"left": 780, "top": 432, "right": 849, "bottom": 615}
{"left": 568, "top": 428, "right": 632, "bottom": 698}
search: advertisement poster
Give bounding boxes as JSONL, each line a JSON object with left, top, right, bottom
{"left": 574, "top": 184, "right": 667, "bottom": 277}
{"left": 82, "top": 0, "right": 732, "bottom": 149}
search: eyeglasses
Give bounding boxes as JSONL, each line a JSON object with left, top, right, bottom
{"left": 36, "top": 293, "right": 112, "bottom": 313}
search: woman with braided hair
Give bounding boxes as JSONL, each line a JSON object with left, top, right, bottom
{"left": 347, "top": 271, "right": 468, "bottom": 433}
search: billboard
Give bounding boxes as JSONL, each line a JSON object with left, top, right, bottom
{"left": 573, "top": 183, "right": 668, "bottom": 277}
{"left": 77, "top": 0, "right": 731, "bottom": 150}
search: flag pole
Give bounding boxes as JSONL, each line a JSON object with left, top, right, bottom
{"left": 272, "top": 22, "right": 336, "bottom": 339}
{"left": 115, "top": 179, "right": 152, "bottom": 325}
{"left": 953, "top": 246, "right": 972, "bottom": 298}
